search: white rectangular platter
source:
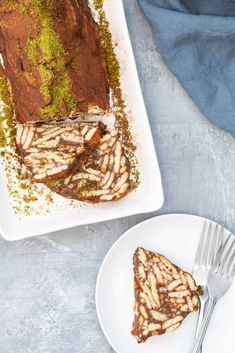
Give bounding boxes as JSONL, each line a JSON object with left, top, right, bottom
{"left": 0, "top": 0, "right": 164, "bottom": 241}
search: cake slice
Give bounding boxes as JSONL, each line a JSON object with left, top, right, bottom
{"left": 132, "top": 247, "right": 199, "bottom": 343}
{"left": 0, "top": 0, "right": 110, "bottom": 122}
{"left": 46, "top": 130, "right": 131, "bottom": 202}
{"left": 16, "top": 121, "right": 105, "bottom": 182}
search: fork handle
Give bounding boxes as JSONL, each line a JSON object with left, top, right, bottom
{"left": 191, "top": 298, "right": 217, "bottom": 353}
{"left": 195, "top": 293, "right": 209, "bottom": 352}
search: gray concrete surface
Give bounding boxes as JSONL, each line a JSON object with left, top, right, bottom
{"left": 0, "top": 1, "right": 234, "bottom": 352}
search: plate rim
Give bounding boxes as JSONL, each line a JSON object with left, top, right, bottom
{"left": 95, "top": 213, "right": 229, "bottom": 353}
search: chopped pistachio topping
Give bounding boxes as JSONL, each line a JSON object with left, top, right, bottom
{"left": 23, "top": 0, "right": 77, "bottom": 119}
{"left": 0, "top": 76, "right": 14, "bottom": 148}
{"left": 19, "top": 3, "right": 27, "bottom": 13}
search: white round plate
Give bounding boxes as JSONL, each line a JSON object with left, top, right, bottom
{"left": 96, "top": 214, "right": 235, "bottom": 353}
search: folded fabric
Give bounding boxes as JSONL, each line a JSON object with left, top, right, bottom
{"left": 138, "top": 0, "right": 235, "bottom": 136}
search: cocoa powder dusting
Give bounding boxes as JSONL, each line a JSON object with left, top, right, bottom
{"left": 0, "top": 0, "right": 110, "bottom": 122}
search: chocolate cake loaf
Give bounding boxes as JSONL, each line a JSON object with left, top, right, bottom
{"left": 0, "top": 0, "right": 110, "bottom": 123}
{"left": 0, "top": 1, "right": 134, "bottom": 203}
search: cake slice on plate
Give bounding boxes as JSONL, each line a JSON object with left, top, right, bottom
{"left": 132, "top": 247, "right": 199, "bottom": 343}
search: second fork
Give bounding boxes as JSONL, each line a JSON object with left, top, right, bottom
{"left": 192, "top": 222, "right": 224, "bottom": 350}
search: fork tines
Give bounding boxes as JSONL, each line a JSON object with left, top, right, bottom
{"left": 194, "top": 222, "right": 224, "bottom": 271}
{"left": 214, "top": 232, "right": 235, "bottom": 277}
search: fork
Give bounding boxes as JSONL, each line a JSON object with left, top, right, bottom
{"left": 191, "top": 232, "right": 235, "bottom": 353}
{"left": 192, "top": 222, "right": 224, "bottom": 350}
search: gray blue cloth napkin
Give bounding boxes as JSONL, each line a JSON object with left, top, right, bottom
{"left": 138, "top": 0, "right": 235, "bottom": 136}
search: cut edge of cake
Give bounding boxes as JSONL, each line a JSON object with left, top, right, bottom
{"left": 46, "top": 129, "right": 132, "bottom": 202}
{"left": 15, "top": 120, "right": 106, "bottom": 182}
